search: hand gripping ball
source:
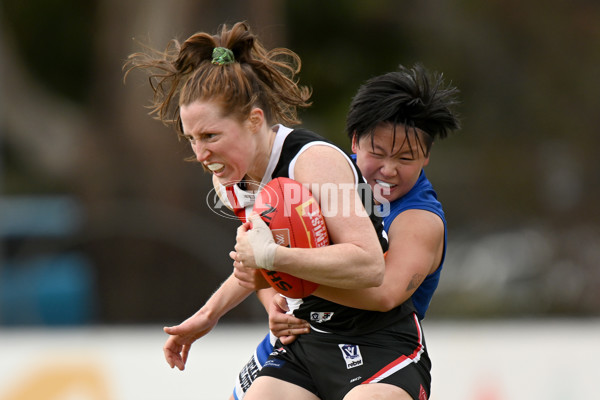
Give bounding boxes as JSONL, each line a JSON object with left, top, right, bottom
{"left": 252, "top": 177, "right": 329, "bottom": 298}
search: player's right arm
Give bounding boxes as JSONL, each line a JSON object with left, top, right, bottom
{"left": 231, "top": 145, "right": 385, "bottom": 289}
{"left": 164, "top": 174, "right": 287, "bottom": 370}
{"left": 312, "top": 209, "right": 444, "bottom": 311}
{"left": 163, "top": 177, "right": 256, "bottom": 371}
{"left": 163, "top": 274, "right": 254, "bottom": 370}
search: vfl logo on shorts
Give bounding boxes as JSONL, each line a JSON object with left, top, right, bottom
{"left": 339, "top": 344, "right": 363, "bottom": 369}
{"left": 310, "top": 311, "right": 334, "bottom": 323}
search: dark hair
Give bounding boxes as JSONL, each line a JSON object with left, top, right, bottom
{"left": 124, "top": 22, "right": 312, "bottom": 134}
{"left": 346, "top": 64, "right": 460, "bottom": 154}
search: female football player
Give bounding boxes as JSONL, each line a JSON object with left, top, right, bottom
{"left": 124, "top": 20, "right": 391, "bottom": 399}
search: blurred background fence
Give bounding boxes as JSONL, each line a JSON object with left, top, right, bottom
{"left": 1, "top": 0, "right": 598, "bottom": 326}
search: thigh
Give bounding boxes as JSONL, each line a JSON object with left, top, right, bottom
{"left": 259, "top": 314, "right": 431, "bottom": 400}
{"left": 244, "top": 376, "right": 320, "bottom": 400}
{"left": 234, "top": 332, "right": 275, "bottom": 399}
{"left": 311, "top": 313, "right": 431, "bottom": 399}
{"left": 344, "top": 383, "right": 413, "bottom": 400}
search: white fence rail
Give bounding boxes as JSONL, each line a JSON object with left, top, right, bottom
{"left": 0, "top": 320, "right": 597, "bottom": 400}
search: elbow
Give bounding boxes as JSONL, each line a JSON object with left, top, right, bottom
{"left": 348, "top": 269, "right": 382, "bottom": 290}
{"left": 372, "top": 254, "right": 386, "bottom": 286}
{"left": 359, "top": 255, "right": 385, "bottom": 288}
{"left": 368, "top": 270, "right": 384, "bottom": 288}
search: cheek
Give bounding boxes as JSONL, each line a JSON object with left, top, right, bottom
{"left": 400, "top": 166, "right": 422, "bottom": 186}
{"left": 226, "top": 145, "right": 252, "bottom": 171}
{"left": 357, "top": 158, "right": 377, "bottom": 180}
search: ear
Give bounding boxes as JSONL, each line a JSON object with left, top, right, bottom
{"left": 351, "top": 133, "right": 359, "bottom": 153}
{"left": 248, "top": 107, "right": 265, "bottom": 133}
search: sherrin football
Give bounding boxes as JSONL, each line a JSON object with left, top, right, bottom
{"left": 252, "top": 177, "right": 329, "bottom": 298}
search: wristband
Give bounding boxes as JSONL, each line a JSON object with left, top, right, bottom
{"left": 247, "top": 215, "right": 278, "bottom": 270}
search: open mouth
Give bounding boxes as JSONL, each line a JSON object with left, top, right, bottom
{"left": 375, "top": 179, "right": 397, "bottom": 189}
{"left": 207, "top": 163, "right": 225, "bottom": 174}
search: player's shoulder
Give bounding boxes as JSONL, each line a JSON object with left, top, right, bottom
{"left": 388, "top": 209, "right": 444, "bottom": 240}
{"left": 295, "top": 146, "right": 356, "bottom": 187}
{"left": 298, "top": 142, "right": 346, "bottom": 160}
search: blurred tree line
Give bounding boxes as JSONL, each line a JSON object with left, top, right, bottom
{"left": 0, "top": 0, "right": 598, "bottom": 325}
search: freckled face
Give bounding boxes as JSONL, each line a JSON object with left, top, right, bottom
{"left": 180, "top": 100, "right": 257, "bottom": 186}
{"left": 353, "top": 123, "right": 430, "bottom": 203}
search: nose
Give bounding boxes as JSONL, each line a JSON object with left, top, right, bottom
{"left": 380, "top": 160, "right": 398, "bottom": 178}
{"left": 192, "top": 142, "right": 210, "bottom": 163}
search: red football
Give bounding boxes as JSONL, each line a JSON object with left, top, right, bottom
{"left": 253, "top": 177, "right": 329, "bottom": 298}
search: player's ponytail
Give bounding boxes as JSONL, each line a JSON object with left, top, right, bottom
{"left": 124, "top": 21, "right": 312, "bottom": 134}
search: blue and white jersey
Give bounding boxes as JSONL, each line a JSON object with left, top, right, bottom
{"left": 379, "top": 170, "right": 446, "bottom": 320}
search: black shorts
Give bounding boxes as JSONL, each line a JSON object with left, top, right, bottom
{"left": 258, "top": 313, "right": 431, "bottom": 400}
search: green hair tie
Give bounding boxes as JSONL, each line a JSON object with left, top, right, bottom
{"left": 212, "top": 47, "right": 235, "bottom": 65}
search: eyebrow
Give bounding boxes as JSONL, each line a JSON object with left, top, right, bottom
{"left": 393, "top": 148, "right": 417, "bottom": 158}
{"left": 370, "top": 143, "right": 386, "bottom": 153}
{"left": 370, "top": 140, "right": 415, "bottom": 156}
{"left": 185, "top": 129, "right": 219, "bottom": 139}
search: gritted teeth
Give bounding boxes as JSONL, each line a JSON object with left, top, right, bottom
{"left": 207, "top": 163, "right": 224, "bottom": 172}
{"left": 376, "top": 180, "right": 396, "bottom": 188}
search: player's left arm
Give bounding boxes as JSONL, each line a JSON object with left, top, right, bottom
{"left": 272, "top": 145, "right": 386, "bottom": 289}
{"left": 313, "top": 209, "right": 444, "bottom": 312}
